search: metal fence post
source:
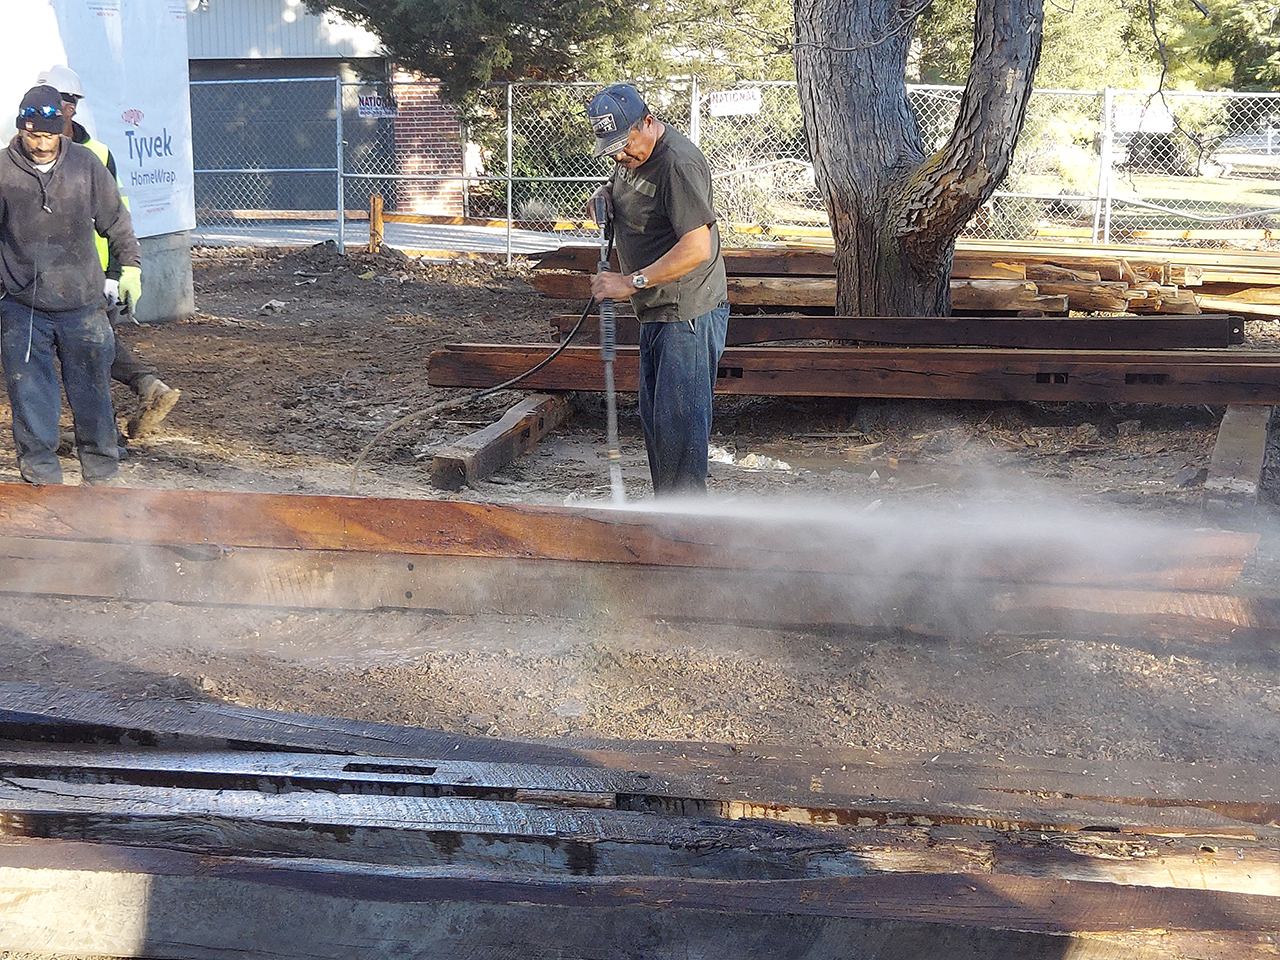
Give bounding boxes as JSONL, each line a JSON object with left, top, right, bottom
{"left": 1098, "top": 86, "right": 1114, "bottom": 244}
{"left": 506, "top": 83, "right": 515, "bottom": 266}
{"left": 335, "top": 76, "right": 346, "bottom": 253}
{"left": 689, "top": 76, "right": 700, "bottom": 147}
{"left": 462, "top": 117, "right": 471, "bottom": 218}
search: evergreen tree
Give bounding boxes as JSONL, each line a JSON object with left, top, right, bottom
{"left": 301, "top": 0, "right": 644, "bottom": 103}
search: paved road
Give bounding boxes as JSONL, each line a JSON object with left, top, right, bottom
{"left": 191, "top": 219, "right": 574, "bottom": 257}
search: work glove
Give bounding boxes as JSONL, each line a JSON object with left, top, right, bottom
{"left": 118, "top": 265, "right": 142, "bottom": 311}
{"left": 587, "top": 182, "right": 613, "bottom": 226}
{"left": 103, "top": 278, "right": 119, "bottom": 303}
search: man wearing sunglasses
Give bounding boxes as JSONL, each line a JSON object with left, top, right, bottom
{"left": 39, "top": 65, "right": 181, "bottom": 446}
{"left": 0, "top": 85, "right": 141, "bottom": 486}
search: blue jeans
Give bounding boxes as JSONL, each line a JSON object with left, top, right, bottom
{"left": 637, "top": 304, "right": 730, "bottom": 495}
{"left": 0, "top": 298, "right": 118, "bottom": 484}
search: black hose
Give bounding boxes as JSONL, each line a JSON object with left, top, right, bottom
{"left": 348, "top": 271, "right": 608, "bottom": 495}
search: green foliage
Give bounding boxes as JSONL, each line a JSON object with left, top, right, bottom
{"left": 638, "top": 0, "right": 796, "bottom": 83}
{"left": 915, "top": 0, "right": 1158, "bottom": 88}
{"left": 305, "top": 0, "right": 795, "bottom": 107}
{"left": 1007, "top": 100, "right": 1104, "bottom": 193}
{"left": 1199, "top": 0, "right": 1280, "bottom": 90}
{"left": 912, "top": 0, "right": 976, "bottom": 84}
{"left": 301, "top": 0, "right": 645, "bottom": 105}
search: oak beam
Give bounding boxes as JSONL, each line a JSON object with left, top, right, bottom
{"left": 551, "top": 314, "right": 1245, "bottom": 349}
{"left": 429, "top": 393, "right": 570, "bottom": 490}
{"left": 428, "top": 343, "right": 1280, "bottom": 404}
{"left": 1204, "top": 405, "right": 1274, "bottom": 521}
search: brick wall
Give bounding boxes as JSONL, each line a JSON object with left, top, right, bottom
{"left": 391, "top": 72, "right": 465, "bottom": 216}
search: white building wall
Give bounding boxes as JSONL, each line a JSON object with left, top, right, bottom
{"left": 187, "top": 0, "right": 382, "bottom": 60}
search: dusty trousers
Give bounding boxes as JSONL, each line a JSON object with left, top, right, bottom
{"left": 0, "top": 298, "right": 118, "bottom": 484}
{"left": 106, "top": 299, "right": 156, "bottom": 391}
{"left": 637, "top": 303, "right": 729, "bottom": 495}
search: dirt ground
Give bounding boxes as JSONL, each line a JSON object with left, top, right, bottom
{"left": 0, "top": 242, "right": 1278, "bottom": 774}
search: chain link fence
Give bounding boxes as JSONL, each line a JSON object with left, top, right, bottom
{"left": 1101, "top": 90, "right": 1280, "bottom": 239}
{"left": 192, "top": 77, "right": 343, "bottom": 220}
{"left": 190, "top": 77, "right": 1280, "bottom": 251}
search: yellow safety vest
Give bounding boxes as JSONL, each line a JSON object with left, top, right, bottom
{"left": 84, "top": 136, "right": 129, "bottom": 272}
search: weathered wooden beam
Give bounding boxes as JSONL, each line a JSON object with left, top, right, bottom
{"left": 960, "top": 239, "right": 1280, "bottom": 268}
{"left": 3, "top": 686, "right": 1276, "bottom": 836}
{"left": 0, "top": 484, "right": 1264, "bottom": 637}
{"left": 1024, "top": 263, "right": 1103, "bottom": 283}
{"left": 1198, "top": 283, "right": 1280, "bottom": 308}
{"left": 1204, "top": 405, "right": 1274, "bottom": 521}
{"left": 367, "top": 193, "right": 384, "bottom": 252}
{"left": 534, "top": 244, "right": 1280, "bottom": 287}
{"left": 530, "top": 273, "right": 1071, "bottom": 313}
{"left": 1031, "top": 280, "right": 1137, "bottom": 313}
{"left": 429, "top": 393, "right": 570, "bottom": 490}
{"left": 0, "top": 680, "right": 582, "bottom": 764}
{"left": 951, "top": 257, "right": 1028, "bottom": 280}
{"left": 531, "top": 246, "right": 1030, "bottom": 281}
{"left": 1, "top": 745, "right": 1276, "bottom": 899}
{"left": 2, "top": 743, "right": 1275, "bottom": 842}
{"left": 949, "top": 279, "right": 1068, "bottom": 313}
{"left": 551, "top": 313, "right": 1246, "bottom": 349}
{"left": 0, "top": 483, "right": 1253, "bottom": 587}
{"left": 4, "top": 788, "right": 1276, "bottom": 892}
{"left": 1, "top": 533, "right": 1270, "bottom": 637}
{"left": 1196, "top": 295, "right": 1280, "bottom": 318}
{"left": 428, "top": 343, "right": 1280, "bottom": 404}
{"left": 0, "top": 837, "right": 1274, "bottom": 960}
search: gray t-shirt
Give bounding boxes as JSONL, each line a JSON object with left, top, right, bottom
{"left": 610, "top": 125, "right": 729, "bottom": 323}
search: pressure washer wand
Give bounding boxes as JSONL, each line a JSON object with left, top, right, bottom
{"left": 594, "top": 195, "right": 625, "bottom": 505}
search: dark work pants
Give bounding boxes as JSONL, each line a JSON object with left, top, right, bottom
{"left": 0, "top": 298, "right": 118, "bottom": 484}
{"left": 637, "top": 303, "right": 729, "bottom": 495}
{"left": 107, "top": 300, "right": 156, "bottom": 391}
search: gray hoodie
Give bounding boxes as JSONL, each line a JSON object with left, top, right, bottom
{"left": 0, "top": 134, "right": 140, "bottom": 312}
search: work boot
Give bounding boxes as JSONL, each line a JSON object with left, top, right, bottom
{"left": 127, "top": 376, "right": 181, "bottom": 439}
{"left": 83, "top": 474, "right": 125, "bottom": 487}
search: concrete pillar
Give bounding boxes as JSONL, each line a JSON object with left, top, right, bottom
{"left": 136, "top": 230, "right": 194, "bottom": 324}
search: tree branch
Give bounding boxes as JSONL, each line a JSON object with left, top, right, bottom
{"left": 898, "top": 0, "right": 1044, "bottom": 262}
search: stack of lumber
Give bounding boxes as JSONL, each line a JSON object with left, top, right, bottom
{"left": 427, "top": 242, "right": 1269, "bottom": 407}
{"left": 527, "top": 243, "right": 1211, "bottom": 315}
{"left": 956, "top": 244, "right": 1201, "bottom": 315}
{"left": 961, "top": 239, "right": 1280, "bottom": 319}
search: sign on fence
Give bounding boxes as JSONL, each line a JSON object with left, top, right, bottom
{"left": 1114, "top": 98, "right": 1175, "bottom": 134}
{"left": 708, "top": 88, "right": 762, "bottom": 117}
{"left": 357, "top": 91, "right": 399, "bottom": 118}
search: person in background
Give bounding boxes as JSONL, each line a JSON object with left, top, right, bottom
{"left": 0, "top": 85, "right": 141, "bottom": 485}
{"left": 586, "top": 83, "right": 730, "bottom": 495}
{"left": 39, "top": 65, "right": 180, "bottom": 441}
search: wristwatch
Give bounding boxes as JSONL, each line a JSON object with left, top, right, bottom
{"left": 631, "top": 273, "right": 649, "bottom": 289}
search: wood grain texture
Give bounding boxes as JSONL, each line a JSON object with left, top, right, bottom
{"left": 428, "top": 343, "right": 1280, "bottom": 404}
{"left": 550, "top": 314, "right": 1244, "bottom": 349}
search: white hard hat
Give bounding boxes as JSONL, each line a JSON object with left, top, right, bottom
{"left": 36, "top": 65, "right": 84, "bottom": 99}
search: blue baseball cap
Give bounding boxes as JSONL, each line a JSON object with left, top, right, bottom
{"left": 588, "top": 84, "right": 649, "bottom": 158}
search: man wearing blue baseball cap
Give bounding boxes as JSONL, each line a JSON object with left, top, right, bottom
{"left": 586, "top": 83, "right": 729, "bottom": 496}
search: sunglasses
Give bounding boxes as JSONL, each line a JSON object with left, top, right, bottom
{"left": 19, "top": 104, "right": 61, "bottom": 119}
{"left": 61, "top": 94, "right": 81, "bottom": 105}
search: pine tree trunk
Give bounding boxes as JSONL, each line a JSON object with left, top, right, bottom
{"left": 794, "top": 0, "right": 1043, "bottom": 317}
